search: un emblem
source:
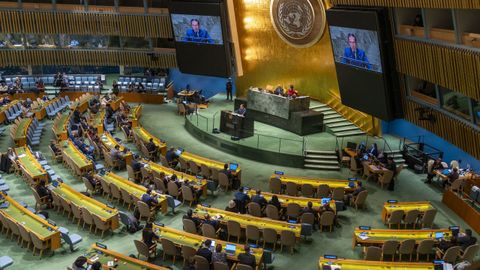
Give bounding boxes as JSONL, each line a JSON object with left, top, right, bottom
{"left": 270, "top": 0, "right": 326, "bottom": 48}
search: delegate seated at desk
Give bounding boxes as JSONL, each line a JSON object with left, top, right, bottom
{"left": 235, "top": 104, "right": 247, "bottom": 116}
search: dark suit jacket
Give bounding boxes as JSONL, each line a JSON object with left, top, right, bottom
{"left": 238, "top": 252, "right": 256, "bottom": 269}
{"left": 196, "top": 247, "right": 212, "bottom": 263}
{"left": 342, "top": 47, "right": 371, "bottom": 69}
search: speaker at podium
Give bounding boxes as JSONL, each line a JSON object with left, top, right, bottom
{"left": 220, "top": 110, "right": 254, "bottom": 139}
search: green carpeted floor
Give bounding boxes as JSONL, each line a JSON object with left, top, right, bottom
{"left": 0, "top": 98, "right": 477, "bottom": 270}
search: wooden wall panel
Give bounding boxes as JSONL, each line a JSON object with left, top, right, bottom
{"left": 402, "top": 97, "right": 480, "bottom": 160}
{"left": 0, "top": 10, "right": 172, "bottom": 38}
{"left": 331, "top": 0, "right": 480, "bottom": 9}
{"left": 395, "top": 39, "right": 480, "bottom": 101}
{"left": 0, "top": 49, "right": 177, "bottom": 68}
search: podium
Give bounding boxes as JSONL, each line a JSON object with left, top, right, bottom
{"left": 220, "top": 110, "right": 254, "bottom": 139}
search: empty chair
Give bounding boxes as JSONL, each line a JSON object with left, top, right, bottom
{"left": 227, "top": 220, "right": 241, "bottom": 242}
{"left": 460, "top": 244, "right": 479, "bottom": 263}
{"left": 331, "top": 187, "right": 344, "bottom": 201}
{"left": 280, "top": 230, "right": 296, "bottom": 254}
{"left": 5, "top": 218, "right": 20, "bottom": 242}
{"left": 245, "top": 225, "right": 260, "bottom": 245}
{"left": 218, "top": 172, "right": 231, "bottom": 191}
{"left": 119, "top": 188, "right": 134, "bottom": 210}
{"left": 386, "top": 210, "right": 404, "bottom": 229}
{"left": 134, "top": 239, "right": 155, "bottom": 260}
{"left": 351, "top": 190, "right": 368, "bottom": 210}
{"left": 382, "top": 240, "right": 400, "bottom": 261}
{"left": 378, "top": 170, "right": 394, "bottom": 189}
{"left": 247, "top": 202, "right": 262, "bottom": 217}
{"left": 167, "top": 181, "right": 180, "bottom": 198}
{"left": 269, "top": 177, "right": 282, "bottom": 194}
{"left": 92, "top": 215, "right": 109, "bottom": 238}
{"left": 200, "top": 164, "right": 211, "bottom": 179}
{"left": 188, "top": 161, "right": 199, "bottom": 175}
{"left": 420, "top": 209, "right": 437, "bottom": 229}
{"left": 438, "top": 246, "right": 461, "bottom": 264}
{"left": 182, "top": 218, "right": 198, "bottom": 234}
{"left": 416, "top": 239, "right": 435, "bottom": 261}
{"left": 181, "top": 186, "right": 196, "bottom": 207}
{"left": 319, "top": 211, "right": 335, "bottom": 232}
{"left": 109, "top": 184, "right": 122, "bottom": 203}
{"left": 213, "top": 262, "right": 229, "bottom": 270}
{"left": 236, "top": 265, "right": 254, "bottom": 270}
{"left": 178, "top": 158, "right": 189, "bottom": 172}
{"left": 301, "top": 184, "right": 314, "bottom": 197}
{"left": 194, "top": 255, "right": 210, "bottom": 270}
{"left": 265, "top": 204, "right": 280, "bottom": 220}
{"left": 0, "top": 256, "right": 13, "bottom": 269}
{"left": 182, "top": 245, "right": 197, "bottom": 267}
{"left": 161, "top": 238, "right": 179, "bottom": 264}
{"left": 70, "top": 203, "right": 83, "bottom": 226}
{"left": 30, "top": 231, "right": 49, "bottom": 257}
{"left": 18, "top": 225, "right": 32, "bottom": 249}
{"left": 286, "top": 203, "right": 301, "bottom": 220}
{"left": 137, "top": 201, "right": 155, "bottom": 222}
{"left": 201, "top": 223, "right": 218, "bottom": 239}
{"left": 398, "top": 239, "right": 416, "bottom": 261}
{"left": 81, "top": 207, "right": 95, "bottom": 231}
{"left": 365, "top": 246, "right": 382, "bottom": 261}
{"left": 285, "top": 182, "right": 298, "bottom": 196}
{"left": 317, "top": 184, "right": 330, "bottom": 198}
{"left": 403, "top": 209, "right": 420, "bottom": 229}
{"left": 263, "top": 228, "right": 277, "bottom": 250}
{"left": 60, "top": 231, "right": 83, "bottom": 252}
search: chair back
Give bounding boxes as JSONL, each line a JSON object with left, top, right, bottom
{"left": 421, "top": 209, "right": 437, "bottom": 228}
{"left": 109, "top": 183, "right": 122, "bottom": 200}
{"left": 301, "top": 184, "right": 314, "bottom": 197}
{"left": 403, "top": 209, "right": 420, "bottom": 224}
{"left": 285, "top": 182, "right": 297, "bottom": 196}
{"left": 194, "top": 255, "right": 210, "bottom": 270}
{"left": 6, "top": 218, "right": 20, "bottom": 236}
{"left": 236, "top": 264, "right": 254, "bottom": 270}
{"left": 379, "top": 170, "right": 394, "bottom": 186}
{"left": 161, "top": 238, "right": 178, "bottom": 256}
{"left": 450, "top": 160, "right": 459, "bottom": 169}
{"left": 99, "top": 178, "right": 111, "bottom": 194}
{"left": 300, "top": 212, "right": 315, "bottom": 225}
{"left": 227, "top": 220, "right": 241, "bottom": 238}
{"left": 92, "top": 214, "right": 108, "bottom": 230}
{"left": 81, "top": 207, "right": 94, "bottom": 225}
{"left": 183, "top": 218, "right": 198, "bottom": 234}
{"left": 266, "top": 204, "right": 279, "bottom": 220}
{"left": 211, "top": 169, "right": 219, "bottom": 181}
{"left": 83, "top": 177, "right": 95, "bottom": 193}
{"left": 269, "top": 177, "right": 282, "bottom": 194}
{"left": 213, "top": 262, "right": 230, "bottom": 270}
{"left": 387, "top": 210, "right": 405, "bottom": 226}
{"left": 263, "top": 228, "right": 277, "bottom": 244}
{"left": 246, "top": 225, "right": 260, "bottom": 242}
{"left": 427, "top": 159, "right": 434, "bottom": 173}
{"left": 382, "top": 240, "right": 400, "bottom": 256}
{"left": 462, "top": 244, "right": 479, "bottom": 262}
{"left": 160, "top": 155, "right": 169, "bottom": 167}
{"left": 60, "top": 196, "right": 72, "bottom": 213}
{"left": 134, "top": 239, "right": 150, "bottom": 258}
{"left": 317, "top": 184, "right": 330, "bottom": 198}
{"left": 188, "top": 161, "right": 199, "bottom": 175}
{"left": 201, "top": 223, "right": 217, "bottom": 238}
{"left": 218, "top": 172, "right": 230, "bottom": 190}
{"left": 167, "top": 181, "right": 180, "bottom": 197}
{"left": 450, "top": 178, "right": 464, "bottom": 191}
{"left": 126, "top": 165, "right": 136, "bottom": 180}
{"left": 120, "top": 188, "right": 133, "bottom": 205}
{"left": 181, "top": 185, "right": 195, "bottom": 202}
{"left": 182, "top": 245, "right": 197, "bottom": 263}
{"left": 179, "top": 158, "right": 189, "bottom": 171}
{"left": 417, "top": 239, "right": 435, "bottom": 255}
{"left": 398, "top": 239, "right": 416, "bottom": 255}
{"left": 365, "top": 246, "right": 382, "bottom": 261}
{"left": 137, "top": 201, "right": 152, "bottom": 218}
{"left": 247, "top": 202, "right": 262, "bottom": 217}
{"left": 18, "top": 224, "right": 32, "bottom": 243}
{"left": 442, "top": 246, "right": 461, "bottom": 263}
{"left": 353, "top": 190, "right": 368, "bottom": 207}
{"left": 153, "top": 177, "right": 167, "bottom": 193}
{"left": 320, "top": 211, "right": 335, "bottom": 226}
{"left": 286, "top": 203, "right": 301, "bottom": 219}
{"left": 280, "top": 230, "right": 295, "bottom": 246}
{"left": 200, "top": 164, "right": 211, "bottom": 178}
{"left": 331, "top": 187, "right": 344, "bottom": 201}
{"left": 71, "top": 203, "right": 83, "bottom": 219}
{"left": 30, "top": 231, "right": 47, "bottom": 249}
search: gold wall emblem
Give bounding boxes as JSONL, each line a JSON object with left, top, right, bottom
{"left": 270, "top": 0, "right": 326, "bottom": 48}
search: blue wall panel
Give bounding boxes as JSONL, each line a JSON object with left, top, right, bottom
{"left": 168, "top": 68, "right": 235, "bottom": 99}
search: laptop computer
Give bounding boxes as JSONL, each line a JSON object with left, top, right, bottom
{"left": 225, "top": 244, "right": 236, "bottom": 255}
{"left": 229, "top": 163, "right": 238, "bottom": 171}
{"left": 175, "top": 148, "right": 184, "bottom": 156}
{"left": 435, "top": 232, "right": 444, "bottom": 239}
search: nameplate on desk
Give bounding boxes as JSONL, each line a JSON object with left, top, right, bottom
{"left": 347, "top": 178, "right": 357, "bottom": 181}
{"left": 106, "top": 203, "right": 115, "bottom": 209}
{"left": 359, "top": 226, "right": 371, "bottom": 230}
{"left": 95, "top": 242, "right": 107, "bottom": 249}
{"left": 324, "top": 255, "right": 337, "bottom": 259}
{"left": 201, "top": 203, "right": 211, "bottom": 208}
{"left": 274, "top": 171, "right": 284, "bottom": 175}
{"left": 387, "top": 200, "right": 398, "bottom": 203}
{"left": 154, "top": 221, "right": 164, "bottom": 227}
{"left": 47, "top": 219, "right": 56, "bottom": 226}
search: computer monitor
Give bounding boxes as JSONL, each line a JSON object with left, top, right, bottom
{"left": 229, "top": 163, "right": 238, "bottom": 171}
{"left": 52, "top": 180, "right": 59, "bottom": 188}
{"left": 435, "top": 232, "right": 444, "bottom": 239}
{"left": 362, "top": 154, "right": 369, "bottom": 160}
{"left": 346, "top": 142, "right": 357, "bottom": 149}
{"left": 442, "top": 169, "right": 451, "bottom": 175}
{"left": 175, "top": 148, "right": 184, "bottom": 156}
{"left": 225, "top": 244, "right": 236, "bottom": 254}
{"left": 288, "top": 220, "right": 297, "bottom": 224}
{"left": 348, "top": 181, "right": 356, "bottom": 188}
{"left": 322, "top": 198, "right": 332, "bottom": 205}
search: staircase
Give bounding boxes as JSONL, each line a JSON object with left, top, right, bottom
{"left": 384, "top": 149, "right": 405, "bottom": 165}
{"left": 310, "top": 104, "right": 366, "bottom": 137}
{"left": 304, "top": 150, "right": 340, "bottom": 171}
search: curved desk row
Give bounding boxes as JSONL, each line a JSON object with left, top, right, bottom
{"left": 60, "top": 139, "right": 94, "bottom": 176}
{"left": 52, "top": 112, "right": 71, "bottom": 141}
{"left": 245, "top": 190, "right": 336, "bottom": 212}
{"left": 270, "top": 174, "right": 358, "bottom": 192}
{"left": 11, "top": 118, "right": 32, "bottom": 147}
{"left": 132, "top": 126, "right": 167, "bottom": 156}
{"left": 318, "top": 257, "right": 434, "bottom": 270}
{"left": 381, "top": 201, "right": 435, "bottom": 223}
{"left": 87, "top": 244, "right": 168, "bottom": 270}
{"left": 14, "top": 146, "right": 48, "bottom": 185}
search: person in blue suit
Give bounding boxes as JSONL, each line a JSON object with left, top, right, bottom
{"left": 342, "top": 33, "right": 371, "bottom": 70}
{"left": 183, "top": 19, "right": 213, "bottom": 44}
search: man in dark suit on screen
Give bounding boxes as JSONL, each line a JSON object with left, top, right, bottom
{"left": 342, "top": 33, "right": 371, "bottom": 70}
{"left": 183, "top": 19, "right": 213, "bottom": 44}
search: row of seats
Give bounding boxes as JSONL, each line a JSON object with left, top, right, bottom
{"left": 26, "top": 118, "right": 46, "bottom": 147}
{"left": 4, "top": 103, "right": 23, "bottom": 123}
{"left": 1, "top": 74, "right": 104, "bottom": 90}
{"left": 386, "top": 208, "right": 437, "bottom": 229}
{"left": 118, "top": 76, "right": 165, "bottom": 84}
{"left": 0, "top": 175, "right": 9, "bottom": 193}
{"left": 45, "top": 96, "right": 71, "bottom": 119}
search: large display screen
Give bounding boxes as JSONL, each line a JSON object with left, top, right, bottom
{"left": 171, "top": 14, "right": 223, "bottom": 45}
{"left": 329, "top": 26, "right": 382, "bottom": 73}
{"left": 327, "top": 8, "right": 395, "bottom": 120}
{"left": 169, "top": 0, "right": 231, "bottom": 77}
